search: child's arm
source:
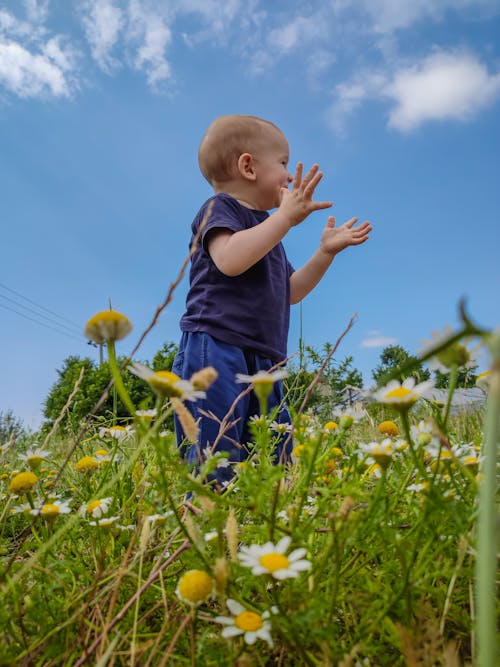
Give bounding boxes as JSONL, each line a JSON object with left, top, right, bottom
{"left": 208, "top": 164, "right": 332, "bottom": 277}
{"left": 289, "top": 215, "right": 372, "bottom": 304}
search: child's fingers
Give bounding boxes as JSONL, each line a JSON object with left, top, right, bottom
{"left": 292, "top": 162, "right": 303, "bottom": 190}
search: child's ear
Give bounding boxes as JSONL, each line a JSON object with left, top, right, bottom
{"left": 237, "top": 153, "right": 257, "bottom": 181}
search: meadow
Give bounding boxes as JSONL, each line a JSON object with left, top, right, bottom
{"left": 0, "top": 305, "right": 498, "bottom": 667}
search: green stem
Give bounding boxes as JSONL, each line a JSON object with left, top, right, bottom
{"left": 106, "top": 341, "right": 136, "bottom": 417}
{"left": 401, "top": 410, "right": 428, "bottom": 479}
{"left": 442, "top": 363, "right": 459, "bottom": 431}
{"left": 476, "top": 334, "right": 500, "bottom": 667}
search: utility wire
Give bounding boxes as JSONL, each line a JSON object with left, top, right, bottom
{"left": 0, "top": 282, "right": 82, "bottom": 334}
{"left": 0, "top": 301, "right": 83, "bottom": 343}
{"left": 0, "top": 292, "right": 83, "bottom": 338}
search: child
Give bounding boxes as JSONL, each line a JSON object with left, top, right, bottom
{"left": 172, "top": 114, "right": 371, "bottom": 483}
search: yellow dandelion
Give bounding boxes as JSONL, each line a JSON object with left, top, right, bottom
{"left": 9, "top": 471, "right": 38, "bottom": 494}
{"left": 75, "top": 456, "right": 99, "bottom": 472}
{"left": 175, "top": 570, "right": 215, "bottom": 606}
{"left": 378, "top": 420, "right": 399, "bottom": 437}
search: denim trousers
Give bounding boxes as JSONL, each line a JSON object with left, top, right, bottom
{"left": 172, "top": 331, "right": 292, "bottom": 484}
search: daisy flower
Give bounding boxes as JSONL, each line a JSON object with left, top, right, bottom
{"left": 129, "top": 362, "right": 205, "bottom": 401}
{"left": 359, "top": 439, "right": 394, "bottom": 468}
{"left": 31, "top": 500, "right": 72, "bottom": 517}
{"left": 89, "top": 515, "right": 120, "bottom": 527}
{"left": 175, "top": 570, "right": 215, "bottom": 606}
{"left": 238, "top": 536, "right": 311, "bottom": 580}
{"left": 419, "top": 325, "right": 481, "bottom": 373}
{"left": 236, "top": 369, "right": 288, "bottom": 406}
{"left": 85, "top": 310, "right": 132, "bottom": 345}
{"left": 270, "top": 421, "right": 293, "bottom": 435}
{"left": 215, "top": 599, "right": 273, "bottom": 647}
{"left": 18, "top": 448, "right": 50, "bottom": 469}
{"left": 135, "top": 409, "right": 157, "bottom": 420}
{"left": 98, "top": 425, "right": 132, "bottom": 440}
{"left": 332, "top": 403, "right": 367, "bottom": 428}
{"left": 236, "top": 369, "right": 288, "bottom": 385}
{"left": 80, "top": 497, "right": 113, "bottom": 519}
{"left": 410, "top": 420, "right": 440, "bottom": 453}
{"left": 201, "top": 447, "right": 231, "bottom": 469}
{"left": 372, "top": 377, "right": 433, "bottom": 411}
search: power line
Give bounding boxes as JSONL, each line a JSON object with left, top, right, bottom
{"left": 0, "top": 301, "right": 83, "bottom": 343}
{"left": 0, "top": 282, "right": 82, "bottom": 334}
{"left": 0, "top": 292, "right": 83, "bottom": 338}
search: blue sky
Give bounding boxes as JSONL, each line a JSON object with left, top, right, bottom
{"left": 1, "top": 0, "right": 499, "bottom": 429}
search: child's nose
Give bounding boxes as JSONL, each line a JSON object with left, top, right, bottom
{"left": 287, "top": 171, "right": 293, "bottom": 183}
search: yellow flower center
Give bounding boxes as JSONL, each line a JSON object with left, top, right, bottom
{"left": 84, "top": 310, "right": 132, "bottom": 344}
{"left": 110, "top": 426, "right": 126, "bottom": 432}
{"left": 259, "top": 552, "right": 289, "bottom": 573}
{"left": 41, "top": 503, "right": 59, "bottom": 515}
{"left": 177, "top": 570, "right": 214, "bottom": 604}
{"left": 93, "top": 449, "right": 108, "bottom": 457}
{"left": 149, "top": 371, "right": 183, "bottom": 397}
{"left": 386, "top": 387, "right": 413, "bottom": 399}
{"left": 87, "top": 500, "right": 103, "bottom": 514}
{"left": 9, "top": 472, "right": 38, "bottom": 494}
{"left": 324, "top": 421, "right": 338, "bottom": 431}
{"left": 27, "top": 455, "right": 43, "bottom": 464}
{"left": 75, "top": 456, "right": 99, "bottom": 472}
{"left": 235, "top": 611, "right": 263, "bottom": 632}
{"left": 292, "top": 444, "right": 306, "bottom": 458}
{"left": 378, "top": 421, "right": 399, "bottom": 436}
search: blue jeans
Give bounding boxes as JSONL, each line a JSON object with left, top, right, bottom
{"left": 172, "top": 332, "right": 292, "bottom": 484}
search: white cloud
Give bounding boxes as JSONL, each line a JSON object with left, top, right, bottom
{"left": 329, "top": 50, "right": 500, "bottom": 132}
{"left": 386, "top": 51, "right": 500, "bottom": 130}
{"left": 80, "top": 0, "right": 124, "bottom": 73}
{"left": 333, "top": 0, "right": 499, "bottom": 34}
{"left": 23, "top": 0, "right": 49, "bottom": 24}
{"left": 268, "top": 15, "right": 324, "bottom": 54}
{"left": 127, "top": 0, "right": 172, "bottom": 88}
{"left": 0, "top": 37, "right": 76, "bottom": 98}
{"left": 360, "top": 335, "right": 398, "bottom": 349}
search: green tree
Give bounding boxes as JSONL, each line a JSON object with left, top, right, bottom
{"left": 433, "top": 365, "right": 478, "bottom": 389}
{"left": 43, "top": 342, "right": 178, "bottom": 431}
{"left": 372, "top": 345, "right": 431, "bottom": 385}
{"left": 0, "top": 409, "right": 25, "bottom": 443}
{"left": 284, "top": 344, "right": 363, "bottom": 413}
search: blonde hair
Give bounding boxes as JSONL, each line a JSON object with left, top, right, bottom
{"left": 198, "top": 114, "right": 282, "bottom": 185}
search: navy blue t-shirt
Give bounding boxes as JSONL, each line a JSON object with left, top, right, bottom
{"left": 180, "top": 193, "right": 295, "bottom": 362}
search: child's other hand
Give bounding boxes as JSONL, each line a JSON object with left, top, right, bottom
{"left": 280, "top": 163, "right": 332, "bottom": 226}
{"left": 320, "top": 215, "right": 372, "bottom": 256}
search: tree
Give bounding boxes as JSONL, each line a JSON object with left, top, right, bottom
{"left": 433, "top": 365, "right": 478, "bottom": 389}
{"left": 0, "top": 410, "right": 25, "bottom": 443}
{"left": 43, "top": 342, "right": 178, "bottom": 431}
{"left": 372, "top": 345, "right": 431, "bottom": 386}
{"left": 284, "top": 343, "right": 363, "bottom": 413}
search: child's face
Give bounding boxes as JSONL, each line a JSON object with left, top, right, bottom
{"left": 252, "top": 127, "right": 292, "bottom": 210}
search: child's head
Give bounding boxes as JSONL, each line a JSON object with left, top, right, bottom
{"left": 198, "top": 114, "right": 286, "bottom": 187}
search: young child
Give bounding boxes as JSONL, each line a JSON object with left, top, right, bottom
{"left": 172, "top": 114, "right": 371, "bottom": 483}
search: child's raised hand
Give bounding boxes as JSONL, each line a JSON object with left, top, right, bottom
{"left": 280, "top": 163, "right": 332, "bottom": 227}
{"left": 320, "top": 215, "right": 372, "bottom": 255}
